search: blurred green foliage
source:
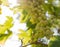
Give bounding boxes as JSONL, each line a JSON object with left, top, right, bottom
{"left": 1, "top": 0, "right": 60, "bottom": 47}
{"left": 48, "top": 36, "right": 60, "bottom": 47}
{"left": 0, "top": 16, "right": 13, "bottom": 44}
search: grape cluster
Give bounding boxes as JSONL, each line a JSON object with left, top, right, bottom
{"left": 19, "top": 0, "right": 54, "bottom": 44}
{"left": 20, "top": 0, "right": 53, "bottom": 37}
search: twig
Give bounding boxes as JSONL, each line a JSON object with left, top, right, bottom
{"left": 22, "top": 41, "right": 48, "bottom": 47}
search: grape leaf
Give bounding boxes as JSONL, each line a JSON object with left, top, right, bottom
{"left": 18, "top": 29, "right": 32, "bottom": 45}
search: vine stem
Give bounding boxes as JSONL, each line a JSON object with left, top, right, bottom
{"left": 20, "top": 40, "right": 48, "bottom": 47}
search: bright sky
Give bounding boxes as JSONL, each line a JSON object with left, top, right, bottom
{"left": 0, "top": 0, "right": 27, "bottom": 47}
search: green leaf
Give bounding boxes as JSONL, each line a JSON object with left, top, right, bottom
{"left": 20, "top": 9, "right": 29, "bottom": 23}
{"left": 48, "top": 36, "right": 60, "bottom": 47}
{"left": 0, "top": 16, "right": 13, "bottom": 34}
{"left": 0, "top": 30, "right": 12, "bottom": 44}
{"left": 18, "top": 29, "right": 32, "bottom": 45}
{"left": 0, "top": 16, "right": 13, "bottom": 44}
{"left": 26, "top": 20, "right": 36, "bottom": 29}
